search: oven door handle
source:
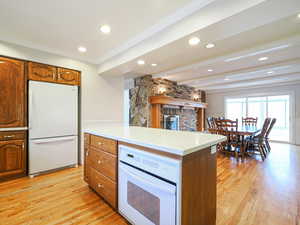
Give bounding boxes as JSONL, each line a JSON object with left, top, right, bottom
{"left": 121, "top": 165, "right": 175, "bottom": 194}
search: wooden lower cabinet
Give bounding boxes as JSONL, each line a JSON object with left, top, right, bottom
{"left": 84, "top": 134, "right": 118, "bottom": 209}
{"left": 0, "top": 131, "right": 27, "bottom": 181}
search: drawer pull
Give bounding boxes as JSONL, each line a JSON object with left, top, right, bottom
{"left": 98, "top": 142, "right": 103, "bottom": 146}
{"left": 4, "top": 135, "right": 14, "bottom": 138}
{"left": 86, "top": 151, "right": 89, "bottom": 156}
{"left": 97, "top": 184, "right": 103, "bottom": 188}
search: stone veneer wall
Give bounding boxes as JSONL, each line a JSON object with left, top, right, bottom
{"left": 129, "top": 75, "right": 205, "bottom": 131}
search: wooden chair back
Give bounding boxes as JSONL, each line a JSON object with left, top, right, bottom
{"left": 265, "top": 118, "right": 277, "bottom": 138}
{"left": 242, "top": 117, "right": 258, "bottom": 126}
{"left": 259, "top": 118, "right": 271, "bottom": 138}
{"left": 215, "top": 119, "right": 238, "bottom": 131}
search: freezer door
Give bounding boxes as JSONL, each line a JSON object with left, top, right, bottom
{"left": 29, "top": 81, "right": 78, "bottom": 139}
{"left": 29, "top": 136, "right": 78, "bottom": 175}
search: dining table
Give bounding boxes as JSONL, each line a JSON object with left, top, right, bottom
{"left": 208, "top": 125, "right": 261, "bottom": 159}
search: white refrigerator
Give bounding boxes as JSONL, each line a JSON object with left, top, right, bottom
{"left": 29, "top": 81, "right": 78, "bottom": 176}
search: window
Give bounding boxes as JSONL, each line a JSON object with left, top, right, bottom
{"left": 225, "top": 98, "right": 246, "bottom": 122}
{"left": 225, "top": 95, "right": 290, "bottom": 142}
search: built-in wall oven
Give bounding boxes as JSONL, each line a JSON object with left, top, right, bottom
{"left": 118, "top": 145, "right": 181, "bottom": 225}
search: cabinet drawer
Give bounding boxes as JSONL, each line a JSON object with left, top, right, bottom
{"left": 90, "top": 135, "right": 117, "bottom": 155}
{"left": 90, "top": 167, "right": 117, "bottom": 209}
{"left": 89, "top": 147, "right": 117, "bottom": 181}
{"left": 0, "top": 131, "right": 26, "bottom": 141}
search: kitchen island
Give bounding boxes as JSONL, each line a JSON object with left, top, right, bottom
{"left": 84, "top": 126, "right": 226, "bottom": 225}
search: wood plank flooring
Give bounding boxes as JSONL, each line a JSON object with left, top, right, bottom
{"left": 0, "top": 143, "right": 299, "bottom": 225}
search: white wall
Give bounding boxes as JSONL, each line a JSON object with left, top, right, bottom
{"left": 0, "top": 41, "right": 124, "bottom": 162}
{"left": 206, "top": 83, "right": 300, "bottom": 145}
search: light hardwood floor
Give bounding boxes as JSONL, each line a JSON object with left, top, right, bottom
{"left": 0, "top": 143, "right": 299, "bottom": 225}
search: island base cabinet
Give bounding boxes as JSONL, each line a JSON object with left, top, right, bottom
{"left": 84, "top": 132, "right": 218, "bottom": 225}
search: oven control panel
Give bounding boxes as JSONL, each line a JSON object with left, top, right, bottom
{"left": 119, "top": 145, "right": 180, "bottom": 183}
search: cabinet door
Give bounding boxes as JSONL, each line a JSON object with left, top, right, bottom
{"left": 28, "top": 62, "right": 56, "bottom": 83}
{"left": 0, "top": 139, "right": 26, "bottom": 179}
{"left": 57, "top": 68, "right": 80, "bottom": 86}
{"left": 0, "top": 57, "right": 25, "bottom": 128}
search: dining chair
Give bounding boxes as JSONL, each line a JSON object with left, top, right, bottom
{"left": 242, "top": 117, "right": 258, "bottom": 126}
{"left": 215, "top": 119, "right": 241, "bottom": 159}
{"left": 207, "top": 117, "right": 215, "bottom": 128}
{"left": 264, "top": 118, "right": 277, "bottom": 152}
{"left": 246, "top": 118, "right": 271, "bottom": 161}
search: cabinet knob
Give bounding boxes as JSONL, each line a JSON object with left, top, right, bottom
{"left": 98, "top": 142, "right": 103, "bottom": 146}
{"left": 86, "top": 151, "right": 89, "bottom": 156}
{"left": 97, "top": 184, "right": 103, "bottom": 188}
{"left": 97, "top": 160, "right": 102, "bottom": 164}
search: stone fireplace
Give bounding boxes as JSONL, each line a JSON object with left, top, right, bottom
{"left": 129, "top": 75, "right": 206, "bottom": 131}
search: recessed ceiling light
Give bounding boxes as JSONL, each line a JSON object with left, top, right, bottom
{"left": 224, "top": 78, "right": 230, "bottom": 81}
{"left": 258, "top": 56, "right": 268, "bottom": 61}
{"left": 137, "top": 60, "right": 145, "bottom": 65}
{"left": 206, "top": 43, "right": 215, "bottom": 49}
{"left": 189, "top": 37, "right": 200, "bottom": 46}
{"left": 151, "top": 63, "right": 157, "bottom": 67}
{"left": 100, "top": 25, "right": 111, "bottom": 34}
{"left": 267, "top": 71, "right": 274, "bottom": 74}
{"left": 78, "top": 46, "right": 87, "bottom": 53}
{"left": 208, "top": 69, "right": 213, "bottom": 72}
{"left": 297, "top": 13, "right": 300, "bottom": 18}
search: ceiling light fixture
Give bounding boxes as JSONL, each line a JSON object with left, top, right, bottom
{"left": 137, "top": 60, "right": 145, "bottom": 65}
{"left": 100, "top": 25, "right": 111, "bottom": 34}
{"left": 189, "top": 37, "right": 200, "bottom": 46}
{"left": 206, "top": 43, "right": 215, "bottom": 49}
{"left": 208, "top": 69, "right": 213, "bottom": 72}
{"left": 258, "top": 56, "right": 268, "bottom": 61}
{"left": 78, "top": 46, "right": 87, "bottom": 53}
{"left": 151, "top": 63, "right": 157, "bottom": 67}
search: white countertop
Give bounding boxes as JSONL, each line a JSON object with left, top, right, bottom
{"left": 84, "top": 125, "right": 226, "bottom": 156}
{"left": 0, "top": 127, "right": 28, "bottom": 131}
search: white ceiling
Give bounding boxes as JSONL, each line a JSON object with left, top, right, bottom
{"left": 0, "top": 0, "right": 300, "bottom": 92}
{"left": 0, "top": 0, "right": 193, "bottom": 63}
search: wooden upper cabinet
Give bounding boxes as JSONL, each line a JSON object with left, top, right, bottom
{"left": 0, "top": 57, "right": 25, "bottom": 128}
{"left": 28, "top": 62, "right": 56, "bottom": 83}
{"left": 57, "top": 68, "right": 80, "bottom": 86}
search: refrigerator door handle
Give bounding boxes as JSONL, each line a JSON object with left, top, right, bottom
{"left": 31, "top": 136, "right": 76, "bottom": 144}
{"left": 29, "top": 89, "right": 33, "bottom": 130}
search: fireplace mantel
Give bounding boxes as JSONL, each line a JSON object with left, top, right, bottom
{"left": 149, "top": 96, "right": 208, "bottom": 131}
{"left": 149, "top": 96, "right": 208, "bottom": 108}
